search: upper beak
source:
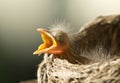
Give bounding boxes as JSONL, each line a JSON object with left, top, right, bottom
{"left": 33, "top": 28, "right": 63, "bottom": 55}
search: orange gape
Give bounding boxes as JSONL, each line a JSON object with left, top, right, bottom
{"left": 33, "top": 28, "right": 64, "bottom": 55}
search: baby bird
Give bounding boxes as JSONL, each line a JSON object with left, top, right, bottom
{"left": 33, "top": 15, "right": 120, "bottom": 64}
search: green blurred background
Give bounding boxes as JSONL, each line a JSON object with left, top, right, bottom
{"left": 0, "top": 0, "right": 120, "bottom": 83}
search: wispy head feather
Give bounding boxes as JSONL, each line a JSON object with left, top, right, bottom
{"left": 48, "top": 19, "right": 75, "bottom": 36}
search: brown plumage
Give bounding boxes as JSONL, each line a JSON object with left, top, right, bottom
{"left": 70, "top": 15, "right": 120, "bottom": 57}
{"left": 33, "top": 15, "right": 120, "bottom": 64}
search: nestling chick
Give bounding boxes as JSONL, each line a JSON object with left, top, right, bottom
{"left": 33, "top": 15, "right": 120, "bottom": 64}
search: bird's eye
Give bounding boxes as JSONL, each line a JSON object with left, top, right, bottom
{"left": 55, "top": 32, "right": 65, "bottom": 44}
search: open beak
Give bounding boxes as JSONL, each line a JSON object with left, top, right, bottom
{"left": 33, "top": 28, "right": 63, "bottom": 55}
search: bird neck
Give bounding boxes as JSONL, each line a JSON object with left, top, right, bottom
{"left": 59, "top": 45, "right": 90, "bottom": 64}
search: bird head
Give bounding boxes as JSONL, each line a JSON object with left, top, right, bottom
{"left": 33, "top": 28, "right": 70, "bottom": 55}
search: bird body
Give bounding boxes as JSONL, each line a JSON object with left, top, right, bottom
{"left": 70, "top": 15, "right": 120, "bottom": 58}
